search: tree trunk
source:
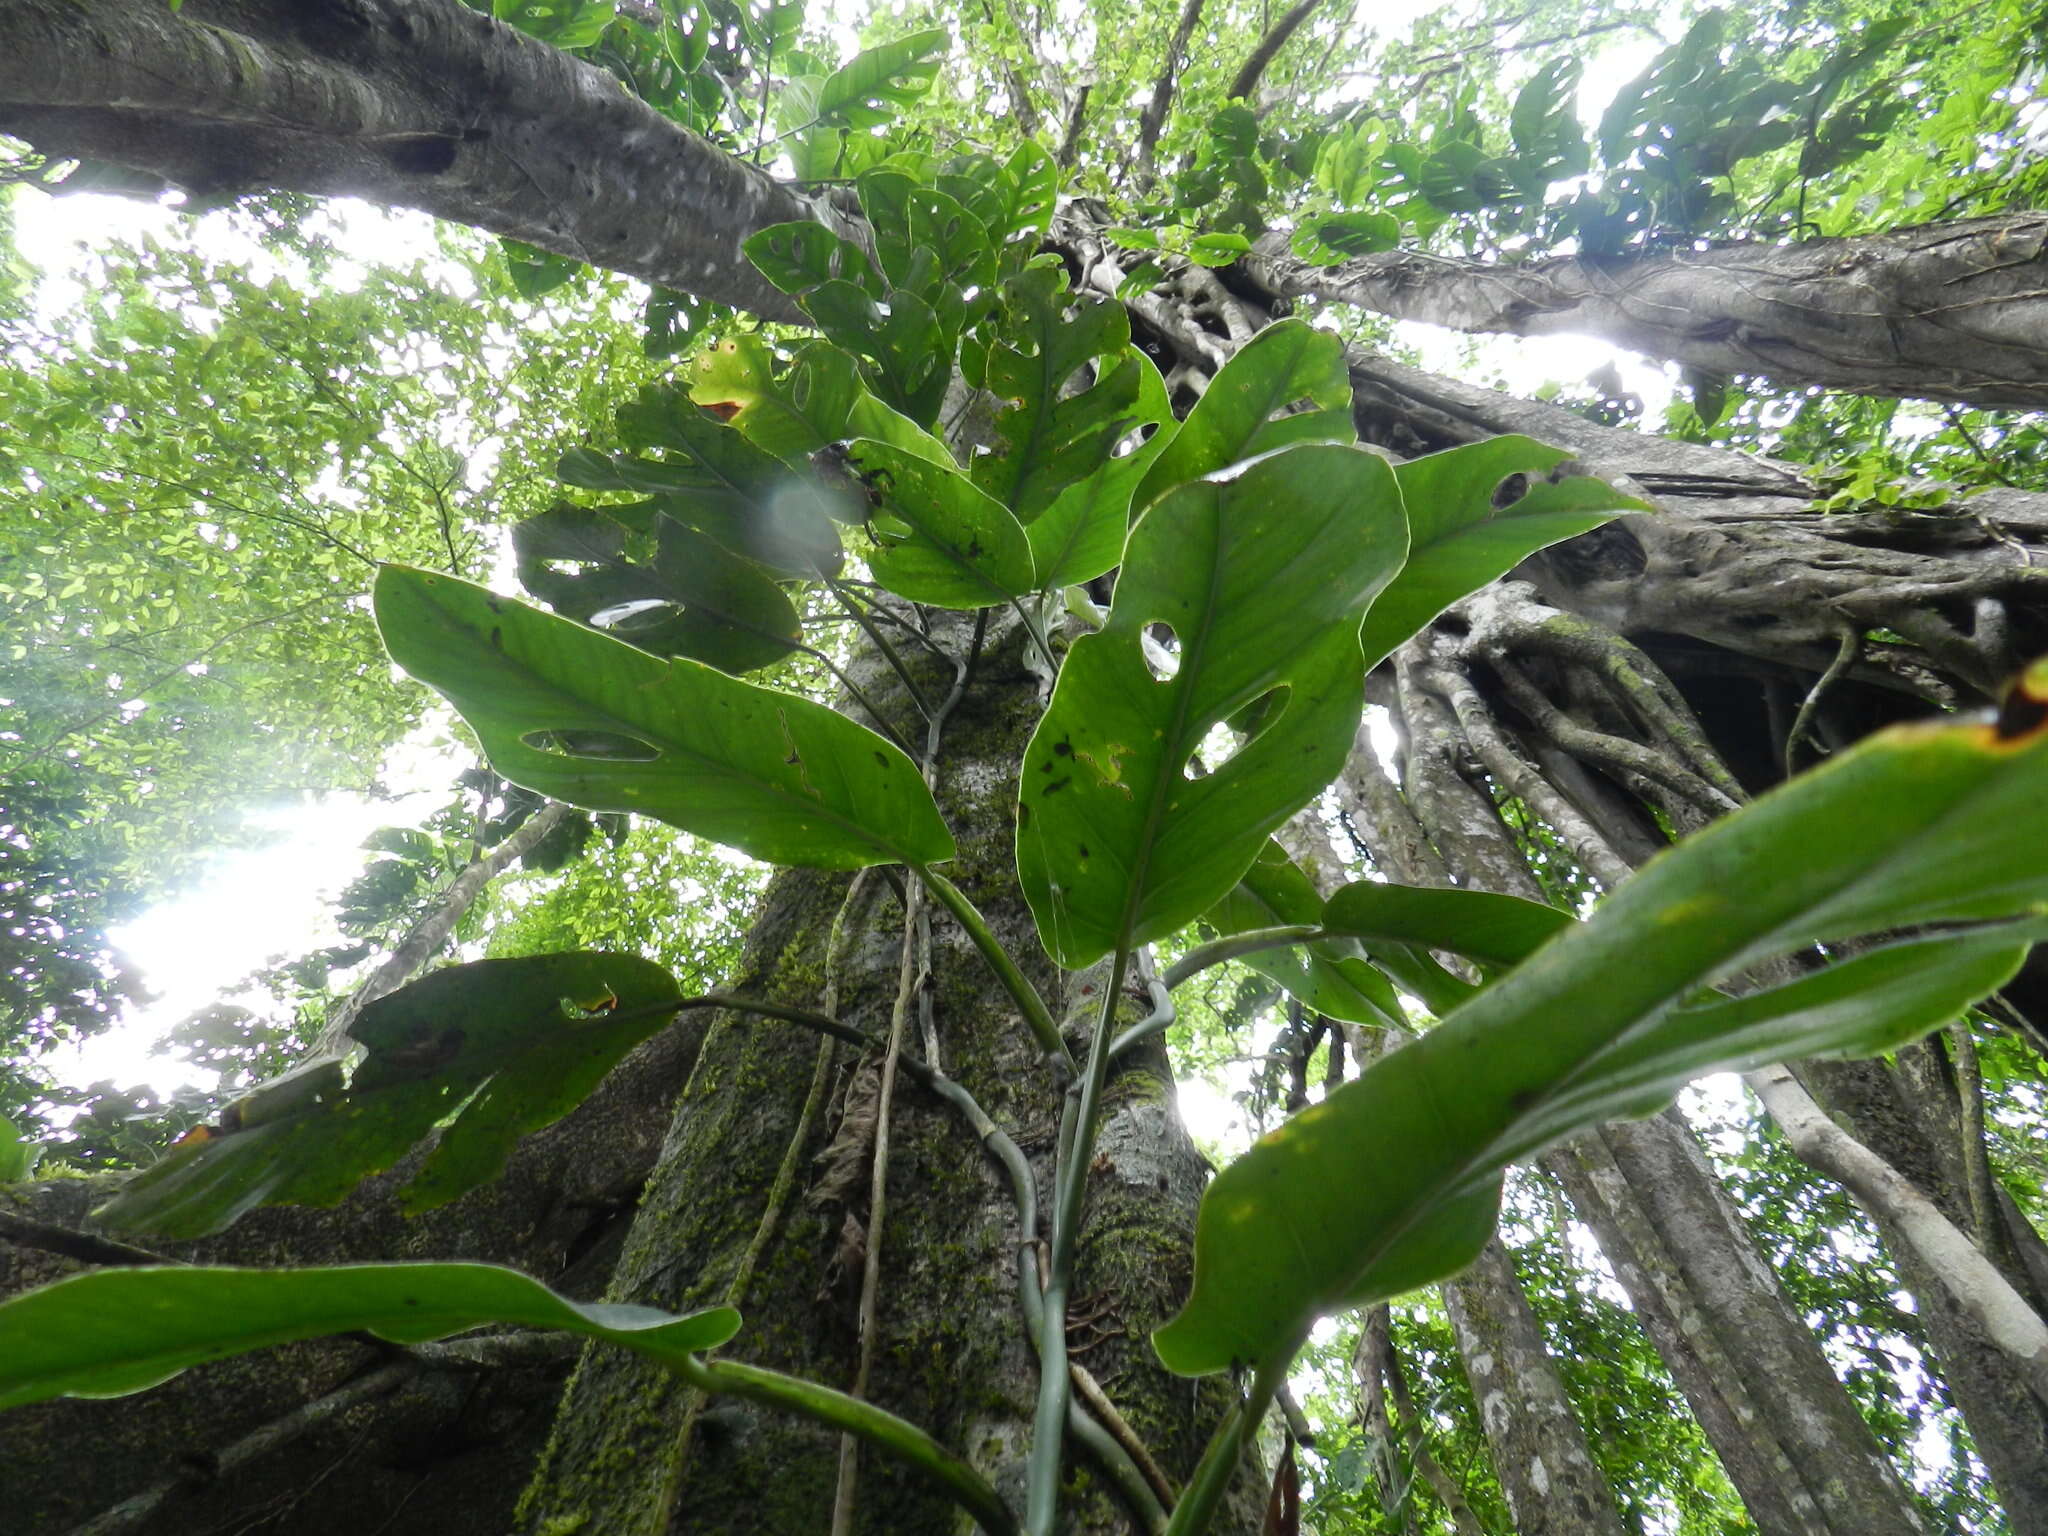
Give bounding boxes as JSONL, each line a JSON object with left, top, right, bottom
{"left": 1442, "top": 1237, "right": 1628, "bottom": 1536}
{"left": 1250, "top": 214, "right": 2048, "bottom": 411}
{"left": 1548, "top": 1115, "right": 1928, "bottom": 1536}
{"left": 517, "top": 616, "right": 1252, "bottom": 1536}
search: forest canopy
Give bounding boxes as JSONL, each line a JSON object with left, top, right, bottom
{"left": 2, "top": 0, "right": 2048, "bottom": 1533}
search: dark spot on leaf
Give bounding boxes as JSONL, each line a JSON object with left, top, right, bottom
{"left": 1053, "top": 738, "right": 1074, "bottom": 757}
{"left": 1017, "top": 802, "right": 1031, "bottom": 827}
{"left": 490, "top": 627, "right": 503, "bottom": 650}
{"left": 1076, "top": 843, "right": 1089, "bottom": 859}
{"left": 786, "top": 752, "right": 802, "bottom": 766}
{"left": 874, "top": 750, "right": 889, "bottom": 767}
{"left": 1043, "top": 777, "right": 1071, "bottom": 795}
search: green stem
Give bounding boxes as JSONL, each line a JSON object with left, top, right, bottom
{"left": 1024, "top": 947, "right": 1131, "bottom": 1536}
{"left": 1161, "top": 1353, "right": 1289, "bottom": 1536}
{"left": 1158, "top": 926, "right": 1326, "bottom": 992}
{"left": 828, "top": 577, "right": 936, "bottom": 718}
{"left": 679, "top": 1356, "right": 1018, "bottom": 1536}
{"left": 1008, "top": 594, "right": 1061, "bottom": 674}
{"left": 918, "top": 867, "right": 1073, "bottom": 1073}
{"left": 1105, "top": 976, "right": 1176, "bottom": 1063}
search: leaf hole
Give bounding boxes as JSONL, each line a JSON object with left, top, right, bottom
{"left": 1490, "top": 472, "right": 1531, "bottom": 510}
{"left": 522, "top": 729, "right": 662, "bottom": 762}
{"left": 1143, "top": 622, "right": 1181, "bottom": 683}
{"left": 590, "top": 599, "right": 682, "bottom": 633}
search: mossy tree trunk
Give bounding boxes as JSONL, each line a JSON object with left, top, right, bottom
{"left": 518, "top": 616, "right": 1255, "bottom": 1536}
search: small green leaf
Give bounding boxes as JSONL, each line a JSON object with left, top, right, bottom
{"left": 842, "top": 440, "right": 1038, "bottom": 607}
{"left": 1018, "top": 444, "right": 1407, "bottom": 968}
{"left": 1133, "top": 321, "right": 1353, "bottom": 513}
{"left": 1204, "top": 844, "right": 1405, "bottom": 1026}
{"left": 1026, "top": 349, "right": 1174, "bottom": 590}
{"left": 744, "top": 222, "right": 883, "bottom": 300}
{"left": 812, "top": 28, "right": 950, "bottom": 130}
{"left": 1290, "top": 211, "right": 1402, "bottom": 265}
{"left": 0, "top": 1114, "right": 39, "bottom": 1183}
{"left": 1186, "top": 232, "right": 1252, "bottom": 267}
{"left": 1155, "top": 684, "right": 2048, "bottom": 1377}
{"left": 1360, "top": 437, "right": 1646, "bottom": 669}
{"left": 375, "top": 567, "right": 954, "bottom": 869}
{"left": 513, "top": 504, "right": 803, "bottom": 676}
{"left": 0, "top": 1262, "right": 738, "bottom": 1411}
{"left": 978, "top": 267, "right": 1142, "bottom": 523}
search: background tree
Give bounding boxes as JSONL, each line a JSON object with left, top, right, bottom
{"left": 4, "top": 1, "right": 2048, "bottom": 1533}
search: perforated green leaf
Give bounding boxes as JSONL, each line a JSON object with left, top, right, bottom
{"left": 1018, "top": 444, "right": 1407, "bottom": 968}
{"left": 374, "top": 567, "right": 953, "bottom": 869}
{"left": 1361, "top": 437, "right": 1646, "bottom": 668}
{"left": 1132, "top": 320, "right": 1353, "bottom": 512}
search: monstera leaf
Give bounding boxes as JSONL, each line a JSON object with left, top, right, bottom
{"left": 1132, "top": 320, "right": 1354, "bottom": 512}
{"left": 1018, "top": 443, "right": 1407, "bottom": 968}
{"left": 95, "top": 953, "right": 683, "bottom": 1237}
{"left": 1361, "top": 436, "right": 1647, "bottom": 668}
{"left": 1154, "top": 669, "right": 2048, "bottom": 1376}
{"left": 374, "top": 567, "right": 954, "bottom": 870}
{"left": 512, "top": 502, "right": 802, "bottom": 675}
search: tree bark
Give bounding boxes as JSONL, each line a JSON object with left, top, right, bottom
{"left": 1549, "top": 1116, "right": 1928, "bottom": 1536}
{"left": 1251, "top": 213, "right": 2048, "bottom": 411}
{"left": 0, "top": 0, "right": 839, "bottom": 323}
{"left": 1442, "top": 1236, "right": 1628, "bottom": 1536}
{"left": 517, "top": 617, "right": 1254, "bottom": 1536}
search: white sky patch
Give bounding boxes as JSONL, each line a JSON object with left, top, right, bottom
{"left": 65, "top": 781, "right": 448, "bottom": 1094}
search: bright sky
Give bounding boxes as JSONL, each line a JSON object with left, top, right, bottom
{"left": 11, "top": 16, "right": 1675, "bottom": 1106}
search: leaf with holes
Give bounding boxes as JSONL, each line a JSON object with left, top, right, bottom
{"left": 1026, "top": 348, "right": 1175, "bottom": 590}
{"left": 744, "top": 222, "right": 885, "bottom": 300}
{"left": 841, "top": 439, "right": 1038, "bottom": 607}
{"left": 557, "top": 384, "right": 848, "bottom": 577}
{"left": 0, "top": 1261, "right": 738, "bottom": 1411}
{"left": 1133, "top": 321, "right": 1354, "bottom": 513}
{"left": 811, "top": 28, "right": 949, "bottom": 131}
{"left": 513, "top": 503, "right": 801, "bottom": 675}
{"left": 375, "top": 567, "right": 954, "bottom": 869}
{"left": 976, "top": 267, "right": 1152, "bottom": 524}
{"left": 1154, "top": 667, "right": 2048, "bottom": 1376}
{"left": 1359, "top": 437, "right": 1646, "bottom": 669}
{"left": 1018, "top": 444, "right": 1407, "bottom": 969}
{"left": 95, "top": 953, "right": 682, "bottom": 1237}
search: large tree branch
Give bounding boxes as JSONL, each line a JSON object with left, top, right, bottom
{"left": 0, "top": 0, "right": 851, "bottom": 323}
{"left": 1225, "top": 0, "right": 1326, "bottom": 103}
{"left": 1134, "top": 0, "right": 1205, "bottom": 181}
{"left": 1249, "top": 214, "right": 2048, "bottom": 411}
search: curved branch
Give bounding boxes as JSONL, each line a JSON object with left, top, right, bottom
{"left": 0, "top": 0, "right": 851, "bottom": 323}
{"left": 1225, "top": 0, "right": 1327, "bottom": 103}
{"left": 1135, "top": 0, "right": 1206, "bottom": 179}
